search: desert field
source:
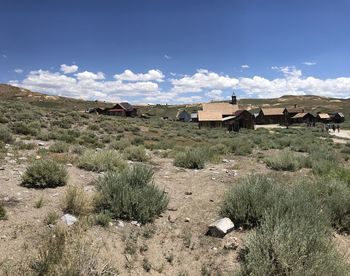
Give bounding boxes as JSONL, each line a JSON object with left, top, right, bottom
{"left": 1, "top": 96, "right": 350, "bottom": 276}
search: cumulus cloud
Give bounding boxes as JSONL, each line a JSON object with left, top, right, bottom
{"left": 60, "top": 64, "right": 79, "bottom": 74}
{"left": 2, "top": 54, "right": 7, "bottom": 59}
{"left": 206, "top": 89, "right": 223, "bottom": 100}
{"left": 164, "top": 54, "right": 172, "bottom": 60}
{"left": 114, "top": 69, "right": 164, "bottom": 82}
{"left": 171, "top": 69, "right": 239, "bottom": 93}
{"left": 14, "top": 68, "right": 23, "bottom": 74}
{"left": 303, "top": 61, "right": 316, "bottom": 66}
{"left": 238, "top": 67, "right": 350, "bottom": 98}
{"left": 76, "top": 71, "right": 105, "bottom": 81}
{"left": 8, "top": 64, "right": 350, "bottom": 104}
{"left": 9, "top": 68, "right": 161, "bottom": 102}
{"left": 241, "top": 64, "right": 250, "bottom": 69}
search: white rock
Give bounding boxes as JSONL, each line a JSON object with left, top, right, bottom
{"left": 117, "top": 220, "right": 125, "bottom": 228}
{"left": 207, "top": 218, "right": 234, "bottom": 238}
{"left": 66, "top": 163, "right": 73, "bottom": 167}
{"left": 185, "top": 217, "right": 190, "bottom": 222}
{"left": 222, "top": 159, "right": 229, "bottom": 163}
{"left": 61, "top": 214, "right": 78, "bottom": 226}
{"left": 38, "top": 142, "right": 46, "bottom": 146}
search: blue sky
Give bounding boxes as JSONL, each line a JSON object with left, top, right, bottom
{"left": 1, "top": 0, "right": 350, "bottom": 103}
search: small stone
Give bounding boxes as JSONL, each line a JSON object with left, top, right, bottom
{"left": 211, "top": 177, "right": 216, "bottom": 180}
{"left": 109, "top": 222, "right": 114, "bottom": 227}
{"left": 167, "top": 207, "right": 178, "bottom": 211}
{"left": 168, "top": 215, "right": 176, "bottom": 223}
{"left": 207, "top": 218, "right": 234, "bottom": 238}
{"left": 18, "top": 157, "right": 27, "bottom": 161}
{"left": 184, "top": 217, "right": 190, "bottom": 222}
{"left": 48, "top": 224, "right": 55, "bottom": 229}
{"left": 185, "top": 191, "right": 192, "bottom": 195}
{"left": 61, "top": 214, "right": 78, "bottom": 226}
{"left": 38, "top": 142, "right": 46, "bottom": 146}
{"left": 117, "top": 220, "right": 125, "bottom": 228}
{"left": 0, "top": 167, "right": 4, "bottom": 170}
{"left": 35, "top": 155, "right": 41, "bottom": 160}
{"left": 222, "top": 159, "right": 229, "bottom": 163}
{"left": 66, "top": 163, "right": 73, "bottom": 167}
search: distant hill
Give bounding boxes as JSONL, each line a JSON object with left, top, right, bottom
{"left": 1, "top": 84, "right": 349, "bottom": 118}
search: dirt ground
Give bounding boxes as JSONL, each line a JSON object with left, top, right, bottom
{"left": 1, "top": 146, "right": 350, "bottom": 275}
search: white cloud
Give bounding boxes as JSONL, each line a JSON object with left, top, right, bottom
{"left": 114, "top": 69, "right": 164, "bottom": 82}
{"left": 8, "top": 64, "right": 350, "bottom": 104}
{"left": 171, "top": 69, "right": 239, "bottom": 93}
{"left": 9, "top": 68, "right": 162, "bottom": 102}
{"left": 241, "top": 64, "right": 250, "bottom": 69}
{"left": 14, "top": 68, "right": 23, "bottom": 74}
{"left": 164, "top": 54, "right": 172, "bottom": 60}
{"left": 303, "top": 61, "right": 316, "bottom": 66}
{"left": 76, "top": 71, "right": 105, "bottom": 81}
{"left": 206, "top": 89, "right": 223, "bottom": 100}
{"left": 60, "top": 64, "right": 79, "bottom": 74}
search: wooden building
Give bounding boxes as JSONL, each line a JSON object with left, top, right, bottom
{"left": 290, "top": 112, "right": 315, "bottom": 124}
{"left": 330, "top": 112, "right": 345, "bottom": 123}
{"left": 286, "top": 105, "right": 305, "bottom": 120}
{"left": 255, "top": 108, "right": 287, "bottom": 125}
{"left": 103, "top": 102, "right": 137, "bottom": 117}
{"left": 316, "top": 113, "right": 331, "bottom": 123}
{"left": 191, "top": 112, "right": 198, "bottom": 122}
{"left": 177, "top": 110, "right": 191, "bottom": 122}
{"left": 198, "top": 109, "right": 255, "bottom": 131}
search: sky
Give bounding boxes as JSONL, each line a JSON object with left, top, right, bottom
{"left": 1, "top": 0, "right": 350, "bottom": 103}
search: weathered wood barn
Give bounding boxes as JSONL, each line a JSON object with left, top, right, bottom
{"left": 224, "top": 110, "right": 255, "bottom": 131}
{"left": 330, "top": 112, "right": 345, "bottom": 123}
{"left": 290, "top": 112, "right": 315, "bottom": 124}
{"left": 190, "top": 112, "right": 198, "bottom": 122}
{"left": 286, "top": 105, "right": 304, "bottom": 120}
{"left": 102, "top": 102, "right": 137, "bottom": 117}
{"left": 255, "top": 108, "right": 287, "bottom": 125}
{"left": 316, "top": 113, "right": 331, "bottom": 123}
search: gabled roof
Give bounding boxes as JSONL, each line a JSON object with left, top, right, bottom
{"left": 336, "top": 112, "right": 345, "bottom": 117}
{"left": 119, "top": 102, "right": 135, "bottom": 111}
{"left": 198, "top": 111, "right": 223, "bottom": 121}
{"left": 317, "top": 113, "right": 330, "bottom": 119}
{"left": 202, "top": 103, "right": 239, "bottom": 115}
{"left": 291, "top": 112, "right": 314, "bottom": 119}
{"left": 286, "top": 107, "right": 304, "bottom": 113}
{"left": 260, "top": 108, "right": 286, "bottom": 116}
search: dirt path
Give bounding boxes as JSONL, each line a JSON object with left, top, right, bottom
{"left": 330, "top": 129, "right": 350, "bottom": 142}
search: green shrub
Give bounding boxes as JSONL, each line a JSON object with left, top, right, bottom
{"left": 238, "top": 210, "right": 347, "bottom": 276}
{"left": 49, "top": 141, "right": 70, "bottom": 153}
{"left": 123, "top": 145, "right": 148, "bottom": 162}
{"left": 95, "top": 165, "right": 168, "bottom": 223}
{"left": 21, "top": 160, "right": 68, "bottom": 188}
{"left": 174, "top": 148, "right": 206, "bottom": 169}
{"left": 221, "top": 174, "right": 285, "bottom": 228}
{"left": 77, "top": 149, "right": 127, "bottom": 172}
{"left": 0, "top": 202, "right": 7, "bottom": 220}
{"left": 264, "top": 150, "right": 303, "bottom": 171}
{"left": 109, "top": 138, "right": 131, "bottom": 150}
{"left": 12, "top": 122, "right": 39, "bottom": 136}
{"left": 313, "top": 177, "right": 350, "bottom": 233}
{"left": 94, "top": 211, "right": 112, "bottom": 227}
{"left": 0, "top": 125, "right": 14, "bottom": 144}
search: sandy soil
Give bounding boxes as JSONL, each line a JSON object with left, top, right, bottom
{"left": 1, "top": 147, "right": 349, "bottom": 275}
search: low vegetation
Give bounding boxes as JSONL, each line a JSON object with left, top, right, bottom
{"left": 95, "top": 165, "right": 169, "bottom": 223}
{"left": 62, "top": 185, "right": 92, "bottom": 216}
{"left": 77, "top": 149, "right": 127, "bottom": 172}
{"left": 222, "top": 174, "right": 350, "bottom": 275}
{"left": 21, "top": 160, "right": 68, "bottom": 188}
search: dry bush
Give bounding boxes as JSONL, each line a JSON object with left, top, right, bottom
{"left": 62, "top": 185, "right": 92, "bottom": 216}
